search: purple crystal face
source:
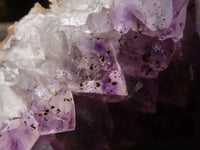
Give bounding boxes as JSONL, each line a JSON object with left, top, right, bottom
{"left": 65, "top": 33, "right": 127, "bottom": 97}
{"left": 29, "top": 77, "right": 75, "bottom": 135}
{"left": 0, "top": 114, "right": 39, "bottom": 150}
{"left": 117, "top": 30, "right": 177, "bottom": 78}
{"left": 0, "top": 0, "right": 191, "bottom": 149}
{"left": 110, "top": 0, "right": 189, "bottom": 41}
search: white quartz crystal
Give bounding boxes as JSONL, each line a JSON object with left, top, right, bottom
{"left": 0, "top": 86, "right": 26, "bottom": 123}
{"left": 49, "top": 0, "right": 112, "bottom": 26}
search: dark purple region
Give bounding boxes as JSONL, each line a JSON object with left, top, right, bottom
{"left": 10, "top": 138, "right": 21, "bottom": 150}
{"left": 118, "top": 30, "right": 176, "bottom": 78}
{"left": 94, "top": 40, "right": 107, "bottom": 55}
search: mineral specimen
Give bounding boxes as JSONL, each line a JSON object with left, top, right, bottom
{"left": 0, "top": 0, "right": 189, "bottom": 149}
{"left": 110, "top": 0, "right": 189, "bottom": 41}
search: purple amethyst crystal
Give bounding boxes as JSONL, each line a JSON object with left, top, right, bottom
{"left": 65, "top": 34, "right": 127, "bottom": 97}
{"left": 29, "top": 77, "right": 75, "bottom": 135}
{"left": 0, "top": 0, "right": 191, "bottom": 149}
{"left": 0, "top": 114, "right": 39, "bottom": 150}
{"left": 117, "top": 30, "right": 178, "bottom": 78}
{"left": 110, "top": 0, "right": 189, "bottom": 41}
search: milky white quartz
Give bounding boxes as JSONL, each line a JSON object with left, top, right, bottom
{"left": 49, "top": 0, "right": 112, "bottom": 26}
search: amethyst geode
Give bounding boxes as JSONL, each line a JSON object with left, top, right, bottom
{"left": 0, "top": 0, "right": 189, "bottom": 149}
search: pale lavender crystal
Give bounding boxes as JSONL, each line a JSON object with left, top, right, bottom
{"left": 0, "top": 114, "right": 39, "bottom": 150}
{"left": 28, "top": 77, "right": 75, "bottom": 135}
{"left": 110, "top": 0, "right": 189, "bottom": 41}
{"left": 0, "top": 77, "right": 75, "bottom": 149}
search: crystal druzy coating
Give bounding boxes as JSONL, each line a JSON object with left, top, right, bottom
{"left": 0, "top": 0, "right": 189, "bottom": 149}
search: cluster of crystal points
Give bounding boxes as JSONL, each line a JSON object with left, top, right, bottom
{"left": 0, "top": 0, "right": 189, "bottom": 149}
